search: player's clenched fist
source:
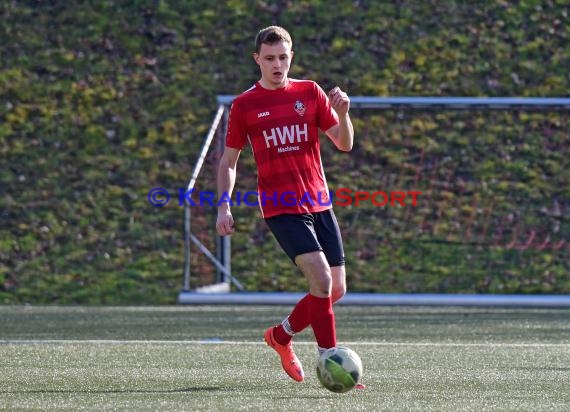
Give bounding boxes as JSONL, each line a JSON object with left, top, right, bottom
{"left": 216, "top": 211, "right": 235, "bottom": 236}
{"left": 328, "top": 87, "right": 350, "bottom": 116}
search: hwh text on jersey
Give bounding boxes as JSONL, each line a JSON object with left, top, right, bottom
{"left": 263, "top": 123, "right": 308, "bottom": 148}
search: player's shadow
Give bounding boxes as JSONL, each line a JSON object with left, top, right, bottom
{"left": 0, "top": 387, "right": 221, "bottom": 394}
{"left": 511, "top": 366, "right": 570, "bottom": 372}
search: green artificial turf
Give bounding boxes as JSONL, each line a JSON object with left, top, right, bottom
{"left": 0, "top": 305, "right": 569, "bottom": 411}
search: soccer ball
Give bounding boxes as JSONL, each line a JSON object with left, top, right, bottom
{"left": 316, "top": 346, "right": 363, "bottom": 393}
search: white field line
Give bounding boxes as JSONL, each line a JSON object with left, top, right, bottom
{"left": 0, "top": 340, "right": 568, "bottom": 348}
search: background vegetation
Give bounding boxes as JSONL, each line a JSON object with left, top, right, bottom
{"left": 1, "top": 0, "right": 569, "bottom": 303}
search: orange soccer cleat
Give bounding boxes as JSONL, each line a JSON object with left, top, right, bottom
{"left": 264, "top": 327, "right": 305, "bottom": 382}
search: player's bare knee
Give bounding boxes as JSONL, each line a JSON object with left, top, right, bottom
{"left": 318, "top": 278, "right": 332, "bottom": 296}
{"left": 311, "top": 273, "right": 332, "bottom": 296}
{"left": 331, "top": 284, "right": 346, "bottom": 303}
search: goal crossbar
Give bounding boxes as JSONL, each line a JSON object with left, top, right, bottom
{"left": 217, "top": 95, "right": 570, "bottom": 110}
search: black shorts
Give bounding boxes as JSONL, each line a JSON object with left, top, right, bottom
{"left": 264, "top": 209, "right": 345, "bottom": 267}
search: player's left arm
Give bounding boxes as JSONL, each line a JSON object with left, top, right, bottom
{"left": 325, "top": 87, "right": 354, "bottom": 152}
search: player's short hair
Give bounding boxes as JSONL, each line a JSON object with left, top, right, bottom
{"left": 254, "top": 26, "right": 292, "bottom": 54}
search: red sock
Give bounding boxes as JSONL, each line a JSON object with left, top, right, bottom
{"left": 309, "top": 294, "right": 336, "bottom": 349}
{"left": 272, "top": 294, "right": 311, "bottom": 345}
{"left": 288, "top": 293, "right": 311, "bottom": 333}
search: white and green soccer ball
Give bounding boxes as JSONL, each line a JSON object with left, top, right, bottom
{"left": 316, "top": 346, "right": 363, "bottom": 393}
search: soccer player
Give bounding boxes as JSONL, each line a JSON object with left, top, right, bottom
{"left": 216, "top": 26, "right": 362, "bottom": 387}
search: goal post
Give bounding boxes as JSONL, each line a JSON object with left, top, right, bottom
{"left": 178, "top": 95, "right": 570, "bottom": 305}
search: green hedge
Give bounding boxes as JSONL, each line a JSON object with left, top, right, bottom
{"left": 1, "top": 1, "right": 568, "bottom": 303}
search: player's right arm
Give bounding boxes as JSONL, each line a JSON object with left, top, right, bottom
{"left": 216, "top": 146, "right": 241, "bottom": 236}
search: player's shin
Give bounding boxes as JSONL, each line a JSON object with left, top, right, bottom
{"left": 273, "top": 293, "right": 311, "bottom": 344}
{"left": 309, "top": 294, "right": 336, "bottom": 351}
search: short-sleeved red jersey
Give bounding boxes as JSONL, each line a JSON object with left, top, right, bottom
{"left": 226, "top": 79, "right": 339, "bottom": 218}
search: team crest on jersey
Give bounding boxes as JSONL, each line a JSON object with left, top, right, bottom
{"left": 294, "top": 100, "right": 306, "bottom": 116}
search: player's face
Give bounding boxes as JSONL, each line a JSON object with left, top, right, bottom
{"left": 254, "top": 41, "right": 293, "bottom": 89}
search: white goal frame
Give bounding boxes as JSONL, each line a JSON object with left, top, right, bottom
{"left": 179, "top": 95, "right": 570, "bottom": 305}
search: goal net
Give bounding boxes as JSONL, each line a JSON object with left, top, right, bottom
{"left": 183, "top": 96, "right": 570, "bottom": 296}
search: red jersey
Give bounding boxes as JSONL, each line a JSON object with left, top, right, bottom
{"left": 226, "top": 79, "right": 339, "bottom": 218}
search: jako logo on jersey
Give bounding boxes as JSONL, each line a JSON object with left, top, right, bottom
{"left": 263, "top": 123, "right": 308, "bottom": 148}
{"left": 258, "top": 111, "right": 270, "bottom": 118}
{"left": 294, "top": 100, "right": 306, "bottom": 116}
